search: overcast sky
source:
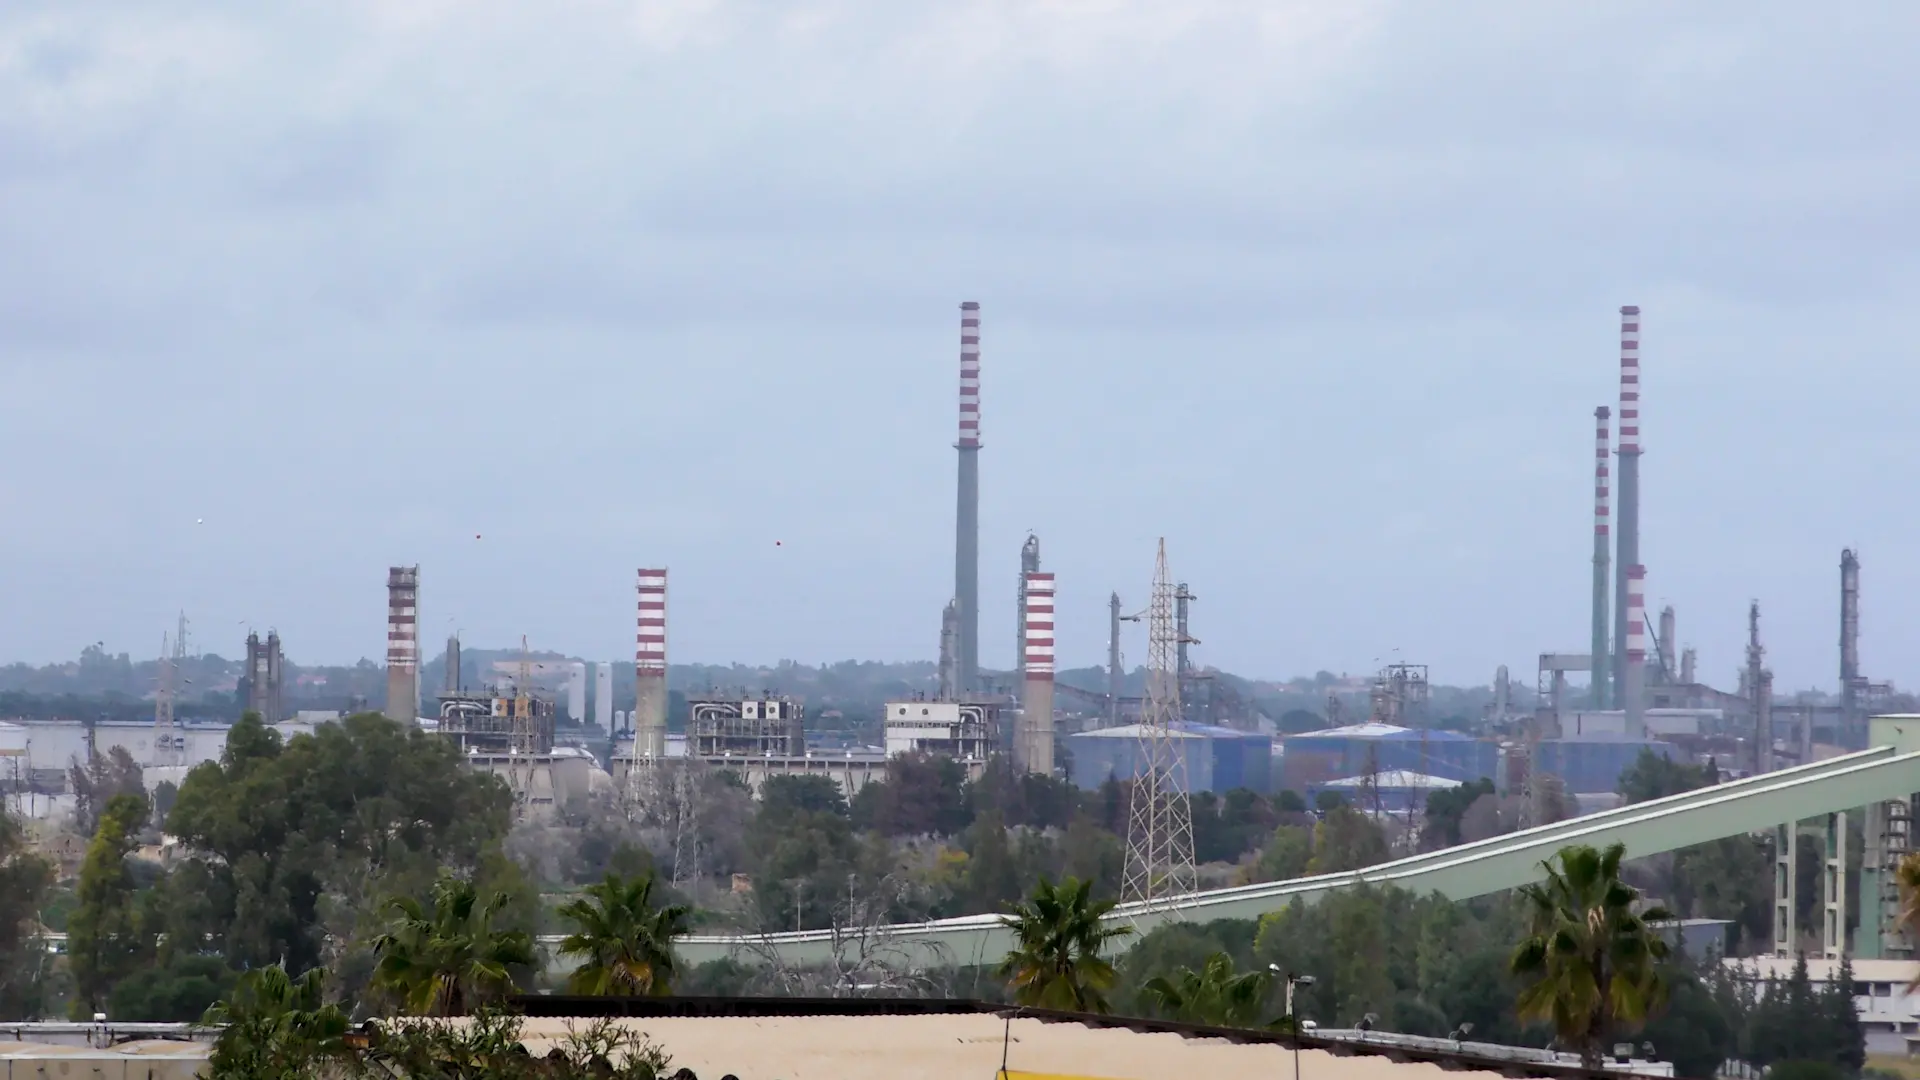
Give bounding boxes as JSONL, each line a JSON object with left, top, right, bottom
{"left": 3, "top": 1, "right": 1917, "bottom": 691}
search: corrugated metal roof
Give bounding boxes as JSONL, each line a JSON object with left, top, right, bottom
{"left": 1324, "top": 769, "right": 1464, "bottom": 790}
{"left": 1070, "top": 721, "right": 1262, "bottom": 740}
{"left": 1289, "top": 723, "right": 1477, "bottom": 742}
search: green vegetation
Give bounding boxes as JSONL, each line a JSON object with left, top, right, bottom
{"left": 1510, "top": 842, "right": 1671, "bottom": 1067}
{"left": 0, "top": 708, "right": 1876, "bottom": 1078}
{"left": 556, "top": 872, "right": 690, "bottom": 996}
{"left": 997, "top": 876, "right": 1132, "bottom": 1013}
{"left": 370, "top": 874, "right": 536, "bottom": 1017}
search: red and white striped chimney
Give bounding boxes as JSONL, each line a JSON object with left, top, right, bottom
{"left": 634, "top": 569, "right": 668, "bottom": 758}
{"left": 1624, "top": 563, "right": 1647, "bottom": 736}
{"left": 1591, "top": 406, "right": 1611, "bottom": 707}
{"left": 1625, "top": 565, "right": 1646, "bottom": 663}
{"left": 959, "top": 302, "right": 981, "bottom": 448}
{"left": 1618, "top": 307, "right": 1641, "bottom": 453}
{"left": 385, "top": 566, "right": 418, "bottom": 723}
{"left": 1594, "top": 409, "right": 1611, "bottom": 539}
{"left": 1023, "top": 572, "right": 1055, "bottom": 680}
{"left": 1019, "top": 570, "right": 1055, "bottom": 776}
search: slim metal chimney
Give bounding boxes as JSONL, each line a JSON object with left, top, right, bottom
{"left": 1017, "top": 534, "right": 1041, "bottom": 676}
{"left": 955, "top": 302, "right": 982, "bottom": 696}
{"left": 445, "top": 634, "right": 462, "bottom": 694}
{"left": 1658, "top": 605, "right": 1677, "bottom": 682}
{"left": 385, "top": 566, "right": 420, "bottom": 723}
{"left": 1841, "top": 548, "right": 1861, "bottom": 740}
{"left": 1748, "top": 600, "right": 1772, "bottom": 773}
{"left": 264, "top": 630, "right": 283, "bottom": 722}
{"left": 1107, "top": 592, "right": 1123, "bottom": 726}
{"left": 1020, "top": 571, "right": 1056, "bottom": 776}
{"left": 1623, "top": 564, "right": 1646, "bottom": 738}
{"left": 635, "top": 569, "right": 668, "bottom": 760}
{"left": 1612, "top": 306, "right": 1642, "bottom": 698}
{"left": 1591, "top": 405, "right": 1611, "bottom": 707}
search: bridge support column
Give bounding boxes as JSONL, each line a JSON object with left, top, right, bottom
{"left": 1773, "top": 822, "right": 1797, "bottom": 958}
{"left": 1861, "top": 797, "right": 1914, "bottom": 959}
{"left": 1823, "top": 811, "right": 1849, "bottom": 959}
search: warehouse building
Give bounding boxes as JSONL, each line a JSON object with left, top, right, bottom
{"left": 1281, "top": 722, "right": 1498, "bottom": 790}
{"left": 1066, "top": 721, "right": 1272, "bottom": 794}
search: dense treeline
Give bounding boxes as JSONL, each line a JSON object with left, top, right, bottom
{"left": 0, "top": 713, "right": 1878, "bottom": 1079}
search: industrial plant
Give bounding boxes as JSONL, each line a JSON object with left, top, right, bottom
{"left": 5, "top": 298, "right": 1915, "bottom": 986}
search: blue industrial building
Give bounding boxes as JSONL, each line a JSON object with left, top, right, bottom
{"left": 1534, "top": 736, "right": 1687, "bottom": 794}
{"left": 1281, "top": 722, "right": 1499, "bottom": 789}
{"left": 1066, "top": 722, "right": 1273, "bottom": 795}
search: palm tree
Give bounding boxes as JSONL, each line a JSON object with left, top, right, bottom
{"left": 555, "top": 871, "right": 692, "bottom": 996}
{"left": 1510, "top": 841, "right": 1673, "bottom": 1067}
{"left": 1141, "top": 951, "right": 1272, "bottom": 1028}
{"left": 997, "top": 876, "right": 1133, "bottom": 1013}
{"left": 370, "top": 873, "right": 535, "bottom": 1016}
{"left": 201, "top": 964, "right": 351, "bottom": 1080}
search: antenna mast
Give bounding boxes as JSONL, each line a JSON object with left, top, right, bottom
{"left": 1121, "top": 540, "right": 1197, "bottom": 914}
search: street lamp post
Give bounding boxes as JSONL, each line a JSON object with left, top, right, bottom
{"left": 1269, "top": 966, "right": 1315, "bottom": 1080}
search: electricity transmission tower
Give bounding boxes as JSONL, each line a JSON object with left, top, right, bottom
{"left": 1121, "top": 539, "right": 1197, "bottom": 913}
{"left": 671, "top": 763, "right": 703, "bottom": 895}
{"left": 152, "top": 613, "right": 188, "bottom": 768}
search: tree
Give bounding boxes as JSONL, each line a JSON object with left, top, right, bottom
{"left": 1249, "top": 824, "right": 1312, "bottom": 884}
{"left": 370, "top": 874, "right": 535, "bottom": 1016}
{"left": 202, "top": 965, "right": 351, "bottom": 1080}
{"left": 998, "top": 876, "right": 1133, "bottom": 1013}
{"left": 850, "top": 752, "right": 972, "bottom": 837}
{"left": 0, "top": 808, "right": 54, "bottom": 1019}
{"left": 1306, "top": 804, "right": 1389, "bottom": 874}
{"left": 1617, "top": 750, "right": 1716, "bottom": 804}
{"left": 1140, "top": 951, "right": 1271, "bottom": 1027}
{"left": 1510, "top": 842, "right": 1672, "bottom": 1067}
{"left": 108, "top": 954, "right": 235, "bottom": 1022}
{"left": 1421, "top": 779, "right": 1495, "bottom": 851}
{"left": 68, "top": 745, "right": 144, "bottom": 839}
{"left": 166, "top": 712, "right": 513, "bottom": 976}
{"left": 556, "top": 872, "right": 691, "bottom": 996}
{"left": 68, "top": 792, "right": 151, "bottom": 1017}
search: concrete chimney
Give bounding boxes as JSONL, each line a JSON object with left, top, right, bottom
{"left": 1612, "top": 306, "right": 1642, "bottom": 698}
{"left": 1591, "top": 405, "right": 1612, "bottom": 707}
{"left": 955, "top": 301, "right": 982, "bottom": 696}
{"left": 1020, "top": 571, "right": 1056, "bottom": 776}
{"left": 1623, "top": 564, "right": 1646, "bottom": 738}
{"left": 1107, "top": 592, "right": 1124, "bottom": 727}
{"left": 635, "top": 569, "right": 668, "bottom": 760}
{"left": 385, "top": 566, "right": 419, "bottom": 723}
{"left": 445, "top": 634, "right": 462, "bottom": 694}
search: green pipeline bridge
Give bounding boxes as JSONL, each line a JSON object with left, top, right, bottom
{"left": 607, "top": 715, "right": 1920, "bottom": 972}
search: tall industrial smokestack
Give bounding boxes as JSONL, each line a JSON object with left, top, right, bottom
{"left": 1020, "top": 571, "right": 1056, "bottom": 776}
{"left": 1612, "top": 306, "right": 1642, "bottom": 697}
{"left": 1623, "top": 565, "right": 1646, "bottom": 738}
{"left": 1591, "top": 405, "right": 1611, "bottom": 707}
{"left": 1107, "top": 592, "right": 1123, "bottom": 726}
{"left": 1841, "top": 549, "right": 1861, "bottom": 740}
{"left": 955, "top": 301, "right": 982, "bottom": 696}
{"left": 385, "top": 566, "right": 419, "bottom": 722}
{"left": 1017, "top": 534, "right": 1041, "bottom": 676}
{"left": 635, "top": 569, "right": 668, "bottom": 760}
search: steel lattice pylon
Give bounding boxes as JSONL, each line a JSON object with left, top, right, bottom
{"left": 1121, "top": 539, "right": 1197, "bottom": 914}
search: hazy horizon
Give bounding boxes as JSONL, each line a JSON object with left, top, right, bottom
{"left": 5, "top": 2, "right": 1917, "bottom": 693}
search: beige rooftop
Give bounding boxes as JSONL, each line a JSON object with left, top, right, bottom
{"left": 516, "top": 1013, "right": 1525, "bottom": 1080}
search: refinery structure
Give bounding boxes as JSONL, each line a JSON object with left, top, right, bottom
{"left": 8, "top": 298, "right": 1920, "bottom": 971}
